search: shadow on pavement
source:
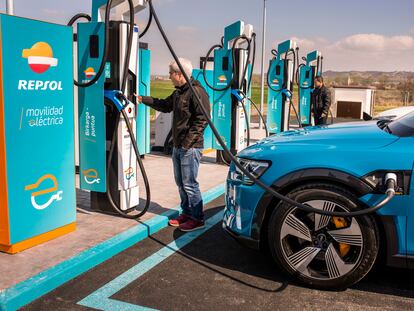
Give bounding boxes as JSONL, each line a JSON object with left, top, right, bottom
{"left": 353, "top": 264, "right": 414, "bottom": 298}
{"left": 157, "top": 204, "right": 414, "bottom": 300}
{"left": 149, "top": 205, "right": 291, "bottom": 293}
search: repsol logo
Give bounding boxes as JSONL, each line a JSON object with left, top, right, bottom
{"left": 18, "top": 80, "right": 63, "bottom": 91}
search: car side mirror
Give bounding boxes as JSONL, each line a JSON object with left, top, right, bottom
{"left": 363, "top": 112, "right": 373, "bottom": 121}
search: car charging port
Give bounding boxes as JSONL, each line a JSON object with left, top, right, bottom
{"left": 363, "top": 171, "right": 408, "bottom": 195}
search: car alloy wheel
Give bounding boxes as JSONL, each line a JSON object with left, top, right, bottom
{"left": 280, "top": 200, "right": 363, "bottom": 280}
{"left": 268, "top": 183, "right": 379, "bottom": 289}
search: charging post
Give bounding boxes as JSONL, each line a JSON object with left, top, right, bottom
{"left": 194, "top": 21, "right": 254, "bottom": 164}
{"left": 298, "top": 50, "right": 322, "bottom": 126}
{"left": 76, "top": 0, "right": 150, "bottom": 215}
{"left": 266, "top": 39, "right": 297, "bottom": 133}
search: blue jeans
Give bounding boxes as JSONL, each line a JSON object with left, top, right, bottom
{"left": 172, "top": 147, "right": 204, "bottom": 221}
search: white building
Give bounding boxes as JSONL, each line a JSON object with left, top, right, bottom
{"left": 332, "top": 86, "right": 376, "bottom": 119}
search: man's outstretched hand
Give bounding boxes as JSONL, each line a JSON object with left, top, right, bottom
{"left": 134, "top": 93, "right": 143, "bottom": 103}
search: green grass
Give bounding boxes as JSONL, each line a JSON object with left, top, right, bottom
{"left": 148, "top": 80, "right": 174, "bottom": 117}
{"left": 250, "top": 85, "right": 267, "bottom": 107}
{"left": 150, "top": 80, "right": 175, "bottom": 98}
{"left": 149, "top": 80, "right": 273, "bottom": 116}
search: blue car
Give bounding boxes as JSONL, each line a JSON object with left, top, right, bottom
{"left": 224, "top": 112, "right": 414, "bottom": 289}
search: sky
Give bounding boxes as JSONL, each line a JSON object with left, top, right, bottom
{"left": 1, "top": 0, "right": 414, "bottom": 74}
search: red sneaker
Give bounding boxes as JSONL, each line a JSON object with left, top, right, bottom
{"left": 179, "top": 219, "right": 205, "bottom": 232}
{"left": 169, "top": 214, "right": 190, "bottom": 227}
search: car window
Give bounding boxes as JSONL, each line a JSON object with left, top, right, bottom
{"left": 387, "top": 111, "right": 414, "bottom": 137}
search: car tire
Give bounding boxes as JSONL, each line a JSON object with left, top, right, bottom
{"left": 268, "top": 182, "right": 379, "bottom": 290}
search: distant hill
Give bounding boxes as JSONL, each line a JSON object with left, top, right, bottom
{"left": 323, "top": 71, "right": 414, "bottom": 78}
{"left": 323, "top": 71, "right": 414, "bottom": 87}
{"left": 250, "top": 71, "right": 414, "bottom": 89}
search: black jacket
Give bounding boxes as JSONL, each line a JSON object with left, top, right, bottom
{"left": 141, "top": 79, "right": 210, "bottom": 149}
{"left": 312, "top": 85, "right": 331, "bottom": 117}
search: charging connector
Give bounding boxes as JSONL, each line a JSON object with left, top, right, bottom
{"left": 385, "top": 173, "right": 397, "bottom": 195}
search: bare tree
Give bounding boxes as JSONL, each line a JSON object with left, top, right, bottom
{"left": 397, "top": 79, "right": 414, "bottom": 105}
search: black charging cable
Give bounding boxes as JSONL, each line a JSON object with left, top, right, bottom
{"left": 232, "top": 35, "right": 252, "bottom": 147}
{"left": 67, "top": 13, "right": 91, "bottom": 26}
{"left": 69, "top": 0, "right": 113, "bottom": 88}
{"left": 237, "top": 91, "right": 269, "bottom": 137}
{"left": 148, "top": 0, "right": 396, "bottom": 217}
{"left": 266, "top": 49, "right": 291, "bottom": 92}
{"left": 104, "top": 0, "right": 151, "bottom": 219}
{"left": 139, "top": 8, "right": 152, "bottom": 38}
{"left": 105, "top": 99, "right": 151, "bottom": 219}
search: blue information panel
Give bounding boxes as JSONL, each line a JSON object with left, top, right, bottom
{"left": 0, "top": 14, "right": 75, "bottom": 248}
{"left": 192, "top": 69, "right": 214, "bottom": 150}
{"left": 298, "top": 65, "right": 313, "bottom": 125}
{"left": 266, "top": 58, "right": 285, "bottom": 133}
{"left": 212, "top": 49, "right": 233, "bottom": 150}
{"left": 77, "top": 22, "right": 106, "bottom": 192}
{"left": 138, "top": 48, "right": 151, "bottom": 155}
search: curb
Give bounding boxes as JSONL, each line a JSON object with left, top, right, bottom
{"left": 0, "top": 183, "right": 225, "bottom": 311}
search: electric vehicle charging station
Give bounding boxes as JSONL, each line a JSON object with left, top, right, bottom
{"left": 0, "top": 14, "right": 76, "bottom": 253}
{"left": 76, "top": 0, "right": 151, "bottom": 216}
{"left": 200, "top": 20, "right": 254, "bottom": 164}
{"left": 266, "top": 39, "right": 297, "bottom": 133}
{"left": 298, "top": 50, "right": 323, "bottom": 126}
{"left": 0, "top": 2, "right": 408, "bottom": 308}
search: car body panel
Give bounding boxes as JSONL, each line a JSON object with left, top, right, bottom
{"left": 377, "top": 106, "right": 414, "bottom": 120}
{"left": 224, "top": 119, "right": 414, "bottom": 266}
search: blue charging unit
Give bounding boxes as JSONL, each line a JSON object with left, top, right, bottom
{"left": 212, "top": 48, "right": 234, "bottom": 150}
{"left": 298, "top": 50, "right": 322, "bottom": 126}
{"left": 77, "top": 21, "right": 107, "bottom": 193}
{"left": 77, "top": 0, "right": 150, "bottom": 212}
{"left": 266, "top": 40, "right": 297, "bottom": 134}
{"left": 196, "top": 21, "right": 253, "bottom": 161}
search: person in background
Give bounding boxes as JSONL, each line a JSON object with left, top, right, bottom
{"left": 312, "top": 75, "right": 331, "bottom": 125}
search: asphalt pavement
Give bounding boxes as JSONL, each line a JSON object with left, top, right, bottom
{"left": 23, "top": 195, "right": 414, "bottom": 311}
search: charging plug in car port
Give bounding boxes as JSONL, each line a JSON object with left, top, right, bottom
{"left": 384, "top": 173, "right": 397, "bottom": 195}
{"left": 364, "top": 171, "right": 403, "bottom": 195}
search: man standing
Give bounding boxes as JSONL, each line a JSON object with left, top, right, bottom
{"left": 136, "top": 58, "right": 210, "bottom": 232}
{"left": 312, "top": 76, "right": 331, "bottom": 125}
